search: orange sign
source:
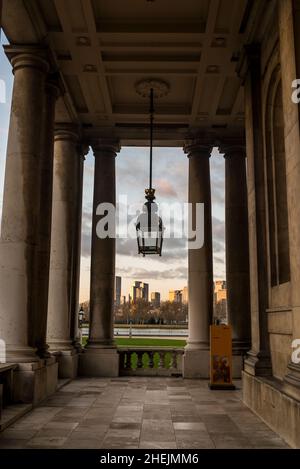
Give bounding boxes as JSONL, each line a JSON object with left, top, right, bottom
{"left": 209, "top": 325, "right": 235, "bottom": 390}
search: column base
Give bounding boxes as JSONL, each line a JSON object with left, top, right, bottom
{"left": 45, "top": 357, "right": 59, "bottom": 396}
{"left": 242, "top": 371, "right": 300, "bottom": 448}
{"left": 232, "top": 340, "right": 250, "bottom": 378}
{"left": 12, "top": 357, "right": 58, "bottom": 404}
{"left": 79, "top": 347, "right": 119, "bottom": 377}
{"left": 183, "top": 347, "right": 210, "bottom": 378}
{"left": 52, "top": 350, "right": 78, "bottom": 379}
{"left": 283, "top": 362, "right": 300, "bottom": 401}
{"left": 244, "top": 349, "right": 272, "bottom": 377}
{"left": 6, "top": 346, "right": 40, "bottom": 364}
{"left": 232, "top": 354, "right": 245, "bottom": 379}
{"left": 73, "top": 339, "right": 83, "bottom": 353}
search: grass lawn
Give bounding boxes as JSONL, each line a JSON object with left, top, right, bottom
{"left": 81, "top": 337, "right": 186, "bottom": 369}
{"left": 81, "top": 337, "right": 186, "bottom": 348}
{"left": 115, "top": 337, "right": 186, "bottom": 347}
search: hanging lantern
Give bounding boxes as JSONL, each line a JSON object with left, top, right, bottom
{"left": 136, "top": 187, "right": 164, "bottom": 257}
{"left": 136, "top": 87, "right": 164, "bottom": 256}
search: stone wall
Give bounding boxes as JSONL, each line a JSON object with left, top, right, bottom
{"left": 243, "top": 372, "right": 300, "bottom": 448}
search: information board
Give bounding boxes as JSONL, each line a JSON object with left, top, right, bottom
{"left": 209, "top": 324, "right": 235, "bottom": 390}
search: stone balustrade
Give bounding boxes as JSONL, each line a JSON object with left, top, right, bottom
{"left": 118, "top": 347, "right": 184, "bottom": 376}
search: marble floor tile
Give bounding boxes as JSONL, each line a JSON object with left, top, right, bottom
{"left": 0, "top": 377, "right": 290, "bottom": 449}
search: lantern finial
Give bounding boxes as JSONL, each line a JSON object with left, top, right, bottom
{"left": 145, "top": 188, "right": 156, "bottom": 202}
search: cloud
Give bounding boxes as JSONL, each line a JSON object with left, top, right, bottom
{"left": 117, "top": 235, "right": 187, "bottom": 262}
{"left": 81, "top": 231, "right": 91, "bottom": 258}
{"left": 82, "top": 213, "right": 224, "bottom": 263}
{"left": 117, "top": 265, "right": 188, "bottom": 281}
{"left": 116, "top": 147, "right": 188, "bottom": 205}
{"left": 214, "top": 254, "right": 225, "bottom": 265}
{"left": 80, "top": 208, "right": 92, "bottom": 258}
{"left": 117, "top": 148, "right": 148, "bottom": 189}
{"left": 210, "top": 152, "right": 225, "bottom": 206}
{"left": 155, "top": 178, "right": 178, "bottom": 198}
{"left": 84, "top": 163, "right": 94, "bottom": 180}
{"left": 79, "top": 147, "right": 226, "bottom": 288}
{"left": 117, "top": 237, "right": 138, "bottom": 257}
{"left": 212, "top": 217, "right": 225, "bottom": 255}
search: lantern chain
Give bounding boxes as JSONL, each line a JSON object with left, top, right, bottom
{"left": 149, "top": 87, "right": 154, "bottom": 191}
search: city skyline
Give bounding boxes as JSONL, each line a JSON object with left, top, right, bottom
{"left": 112, "top": 275, "right": 227, "bottom": 305}
{"left": 0, "top": 34, "right": 226, "bottom": 305}
{"left": 77, "top": 145, "right": 226, "bottom": 302}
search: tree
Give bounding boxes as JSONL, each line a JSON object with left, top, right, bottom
{"left": 80, "top": 300, "right": 90, "bottom": 321}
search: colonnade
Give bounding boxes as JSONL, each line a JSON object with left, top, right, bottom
{"left": 0, "top": 46, "right": 251, "bottom": 397}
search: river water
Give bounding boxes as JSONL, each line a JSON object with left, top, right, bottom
{"left": 81, "top": 327, "right": 188, "bottom": 338}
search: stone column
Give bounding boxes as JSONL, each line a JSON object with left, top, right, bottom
{"left": 221, "top": 143, "right": 251, "bottom": 376}
{"left": 46, "top": 125, "right": 80, "bottom": 378}
{"left": 30, "top": 78, "right": 60, "bottom": 357}
{"left": 70, "top": 145, "right": 88, "bottom": 350}
{"left": 0, "top": 48, "right": 49, "bottom": 364}
{"left": 183, "top": 141, "right": 214, "bottom": 378}
{"left": 80, "top": 140, "right": 120, "bottom": 377}
{"left": 242, "top": 45, "right": 272, "bottom": 377}
{"left": 279, "top": 0, "right": 300, "bottom": 398}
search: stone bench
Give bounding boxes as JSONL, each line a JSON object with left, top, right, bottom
{"left": 0, "top": 364, "right": 17, "bottom": 418}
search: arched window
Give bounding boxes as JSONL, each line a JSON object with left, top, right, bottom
{"left": 265, "top": 69, "right": 290, "bottom": 286}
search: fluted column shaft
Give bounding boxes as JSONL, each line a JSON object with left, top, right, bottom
{"left": 186, "top": 143, "right": 214, "bottom": 349}
{"left": 244, "top": 45, "right": 271, "bottom": 376}
{"left": 88, "top": 142, "right": 119, "bottom": 347}
{"left": 182, "top": 141, "right": 213, "bottom": 378}
{"left": 70, "top": 147, "right": 87, "bottom": 347}
{"left": 30, "top": 79, "right": 60, "bottom": 356}
{"left": 47, "top": 126, "right": 79, "bottom": 352}
{"left": 223, "top": 146, "right": 251, "bottom": 349}
{"left": 79, "top": 140, "right": 120, "bottom": 377}
{"left": 0, "top": 49, "right": 49, "bottom": 362}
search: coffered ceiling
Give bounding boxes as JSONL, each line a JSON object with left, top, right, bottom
{"left": 2, "top": 0, "right": 268, "bottom": 145}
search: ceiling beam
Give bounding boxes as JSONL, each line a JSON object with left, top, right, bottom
{"left": 81, "top": 0, "right": 114, "bottom": 122}
{"left": 190, "top": 0, "right": 221, "bottom": 122}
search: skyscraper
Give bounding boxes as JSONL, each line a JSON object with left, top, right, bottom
{"left": 182, "top": 286, "right": 188, "bottom": 304}
{"left": 142, "top": 283, "right": 149, "bottom": 302}
{"left": 151, "top": 292, "right": 160, "bottom": 307}
{"left": 131, "top": 281, "right": 149, "bottom": 303}
{"left": 214, "top": 280, "right": 227, "bottom": 321}
{"left": 115, "top": 276, "right": 121, "bottom": 306}
{"left": 214, "top": 280, "right": 227, "bottom": 303}
{"left": 169, "top": 290, "right": 183, "bottom": 303}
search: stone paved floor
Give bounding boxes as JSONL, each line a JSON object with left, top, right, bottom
{"left": 0, "top": 377, "right": 290, "bottom": 449}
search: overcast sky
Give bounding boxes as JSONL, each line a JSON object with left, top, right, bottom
{"left": 0, "top": 34, "right": 226, "bottom": 303}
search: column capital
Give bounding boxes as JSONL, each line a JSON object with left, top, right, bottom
{"left": 46, "top": 72, "right": 65, "bottom": 100}
{"left": 237, "top": 43, "right": 261, "bottom": 83}
{"left": 293, "top": 0, "right": 300, "bottom": 12}
{"left": 54, "top": 124, "right": 80, "bottom": 144}
{"left": 284, "top": 362, "right": 300, "bottom": 400}
{"left": 91, "top": 139, "right": 121, "bottom": 156}
{"left": 45, "top": 81, "right": 60, "bottom": 100}
{"left": 77, "top": 143, "right": 90, "bottom": 161}
{"left": 4, "top": 45, "right": 51, "bottom": 75}
{"left": 184, "top": 140, "right": 213, "bottom": 158}
{"left": 244, "top": 43, "right": 261, "bottom": 61}
{"left": 219, "top": 141, "right": 246, "bottom": 159}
